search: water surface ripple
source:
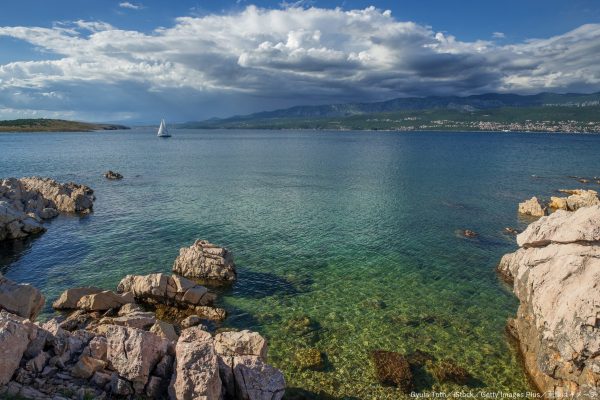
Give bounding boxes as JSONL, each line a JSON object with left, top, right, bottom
{"left": 2, "top": 129, "right": 599, "bottom": 398}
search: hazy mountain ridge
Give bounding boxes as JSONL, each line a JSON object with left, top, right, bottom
{"left": 181, "top": 92, "right": 600, "bottom": 128}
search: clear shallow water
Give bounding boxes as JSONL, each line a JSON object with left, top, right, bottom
{"left": 1, "top": 129, "right": 600, "bottom": 398}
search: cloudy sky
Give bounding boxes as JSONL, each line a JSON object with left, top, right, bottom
{"left": 1, "top": 0, "right": 599, "bottom": 122}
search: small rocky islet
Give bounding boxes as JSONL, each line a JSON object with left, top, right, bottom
{"left": 1, "top": 176, "right": 600, "bottom": 398}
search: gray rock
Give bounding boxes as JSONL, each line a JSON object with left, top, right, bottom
{"left": 172, "top": 240, "right": 236, "bottom": 282}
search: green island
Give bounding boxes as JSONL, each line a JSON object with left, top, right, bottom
{"left": 0, "top": 119, "right": 129, "bottom": 132}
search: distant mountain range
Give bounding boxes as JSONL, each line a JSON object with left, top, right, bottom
{"left": 180, "top": 92, "right": 600, "bottom": 130}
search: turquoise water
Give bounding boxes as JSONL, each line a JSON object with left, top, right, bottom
{"left": 1, "top": 129, "right": 600, "bottom": 398}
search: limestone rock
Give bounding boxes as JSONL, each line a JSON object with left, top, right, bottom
{"left": 0, "top": 312, "right": 34, "bottom": 385}
{"left": 172, "top": 240, "right": 236, "bottom": 282}
{"left": 516, "top": 205, "right": 600, "bottom": 248}
{"left": 169, "top": 326, "right": 222, "bottom": 400}
{"left": 103, "top": 324, "right": 169, "bottom": 394}
{"left": 52, "top": 287, "right": 102, "bottom": 310}
{"left": 71, "top": 355, "right": 106, "bottom": 379}
{"left": 117, "top": 273, "right": 215, "bottom": 308}
{"left": 214, "top": 330, "right": 268, "bottom": 360}
{"left": 518, "top": 196, "right": 546, "bottom": 217}
{"left": 0, "top": 273, "right": 45, "bottom": 320}
{"left": 77, "top": 291, "right": 134, "bottom": 311}
{"left": 498, "top": 204, "right": 600, "bottom": 398}
{"left": 150, "top": 320, "right": 179, "bottom": 342}
{"left": 180, "top": 315, "right": 203, "bottom": 329}
{"left": 0, "top": 177, "right": 94, "bottom": 242}
{"left": 233, "top": 356, "right": 285, "bottom": 400}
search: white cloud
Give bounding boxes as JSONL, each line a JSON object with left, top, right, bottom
{"left": 492, "top": 32, "right": 505, "bottom": 39}
{"left": 119, "top": 2, "right": 143, "bottom": 10}
{"left": 0, "top": 6, "right": 598, "bottom": 121}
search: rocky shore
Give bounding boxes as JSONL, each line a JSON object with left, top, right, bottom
{"left": 518, "top": 189, "right": 600, "bottom": 217}
{"left": 0, "top": 177, "right": 95, "bottom": 241}
{"left": 498, "top": 205, "right": 600, "bottom": 398}
{"left": 0, "top": 235, "right": 285, "bottom": 399}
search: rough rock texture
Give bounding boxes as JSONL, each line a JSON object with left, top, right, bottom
{"left": 552, "top": 189, "right": 600, "bottom": 211}
{"left": 0, "top": 273, "right": 45, "bottom": 320}
{"left": 233, "top": 356, "right": 285, "bottom": 400}
{"left": 172, "top": 240, "right": 236, "bottom": 282}
{"left": 77, "top": 290, "right": 134, "bottom": 311}
{"left": 497, "top": 205, "right": 600, "bottom": 399}
{"left": 214, "top": 330, "right": 268, "bottom": 360}
{"left": 518, "top": 196, "right": 546, "bottom": 217}
{"left": 0, "top": 311, "right": 34, "bottom": 385}
{"left": 169, "top": 327, "right": 222, "bottom": 400}
{"left": 102, "top": 324, "right": 169, "bottom": 394}
{"left": 117, "top": 273, "right": 216, "bottom": 308}
{"left": 52, "top": 287, "right": 102, "bottom": 310}
{"left": 0, "top": 177, "right": 94, "bottom": 241}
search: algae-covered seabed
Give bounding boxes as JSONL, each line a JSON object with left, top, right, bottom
{"left": 2, "top": 129, "right": 600, "bottom": 398}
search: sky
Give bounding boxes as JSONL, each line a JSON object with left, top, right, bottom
{"left": 0, "top": 0, "right": 599, "bottom": 122}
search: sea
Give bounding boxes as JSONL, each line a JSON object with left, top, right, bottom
{"left": 1, "top": 129, "right": 599, "bottom": 398}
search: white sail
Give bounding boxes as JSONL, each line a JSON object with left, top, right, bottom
{"left": 157, "top": 118, "right": 171, "bottom": 137}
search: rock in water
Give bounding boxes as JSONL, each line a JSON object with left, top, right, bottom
{"left": 426, "top": 359, "right": 470, "bottom": 384}
{"left": 104, "top": 170, "right": 123, "bottom": 180}
{"left": 233, "top": 356, "right": 285, "bottom": 400}
{"left": 0, "top": 177, "right": 94, "bottom": 241}
{"left": 117, "top": 273, "right": 215, "bottom": 308}
{"left": 172, "top": 240, "right": 237, "bottom": 282}
{"left": 497, "top": 205, "right": 600, "bottom": 398}
{"left": 0, "top": 273, "right": 45, "bottom": 320}
{"left": 52, "top": 287, "right": 103, "bottom": 310}
{"left": 518, "top": 196, "right": 546, "bottom": 217}
{"left": 370, "top": 350, "right": 413, "bottom": 392}
{"left": 169, "top": 326, "right": 222, "bottom": 400}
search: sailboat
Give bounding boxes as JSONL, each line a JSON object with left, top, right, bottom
{"left": 157, "top": 119, "right": 171, "bottom": 137}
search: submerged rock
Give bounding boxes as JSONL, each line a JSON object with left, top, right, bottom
{"left": 462, "top": 229, "right": 478, "bottom": 238}
{"left": 426, "top": 359, "right": 470, "bottom": 384}
{"left": 497, "top": 205, "right": 600, "bottom": 398}
{"left": 518, "top": 196, "right": 546, "bottom": 217}
{"left": 294, "top": 348, "right": 324, "bottom": 370}
{"left": 103, "top": 170, "right": 123, "bottom": 180}
{"left": 371, "top": 350, "right": 413, "bottom": 392}
{"left": 172, "top": 240, "right": 237, "bottom": 283}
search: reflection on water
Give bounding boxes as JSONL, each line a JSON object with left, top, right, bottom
{"left": 2, "top": 129, "right": 600, "bottom": 397}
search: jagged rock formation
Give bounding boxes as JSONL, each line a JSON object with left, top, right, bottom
{"left": 517, "top": 196, "right": 546, "bottom": 217}
{"left": 498, "top": 205, "right": 600, "bottom": 399}
{"left": 549, "top": 189, "right": 600, "bottom": 211}
{"left": 0, "top": 177, "right": 94, "bottom": 241}
{"left": 172, "top": 240, "right": 236, "bottom": 282}
{"left": 0, "top": 270, "right": 285, "bottom": 399}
